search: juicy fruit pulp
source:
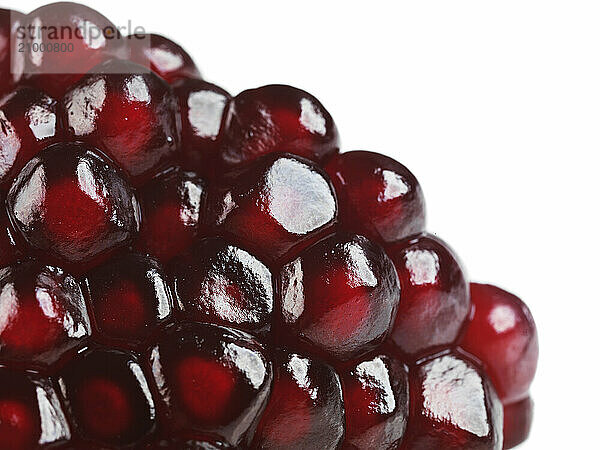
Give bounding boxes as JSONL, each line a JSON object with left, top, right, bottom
{"left": 0, "top": 2, "right": 538, "bottom": 449}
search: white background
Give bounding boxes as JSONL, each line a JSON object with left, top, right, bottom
{"left": 8, "top": 1, "right": 599, "bottom": 448}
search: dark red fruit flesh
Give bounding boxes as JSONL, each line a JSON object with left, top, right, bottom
{"left": 6, "top": 142, "right": 140, "bottom": 267}
{"left": 0, "top": 370, "right": 70, "bottom": 449}
{"left": 84, "top": 253, "right": 173, "bottom": 349}
{"left": 278, "top": 232, "right": 400, "bottom": 361}
{"left": 325, "top": 151, "right": 426, "bottom": 244}
{"left": 208, "top": 153, "right": 337, "bottom": 262}
{"left": 171, "top": 238, "right": 273, "bottom": 333}
{"left": 220, "top": 84, "right": 339, "bottom": 167}
{"left": 21, "top": 2, "right": 124, "bottom": 98}
{"left": 127, "top": 33, "right": 201, "bottom": 84}
{"left": 173, "top": 78, "right": 230, "bottom": 175}
{"left": 148, "top": 323, "right": 272, "bottom": 447}
{"left": 340, "top": 354, "right": 409, "bottom": 449}
{"left": 460, "top": 283, "right": 539, "bottom": 403}
{"left": 62, "top": 59, "right": 180, "bottom": 184}
{"left": 252, "top": 350, "right": 344, "bottom": 449}
{"left": 386, "top": 233, "right": 470, "bottom": 358}
{"left": 0, "top": 9, "right": 24, "bottom": 96}
{"left": 0, "top": 261, "right": 90, "bottom": 369}
{"left": 135, "top": 167, "right": 206, "bottom": 262}
{"left": 402, "top": 352, "right": 503, "bottom": 449}
{"left": 0, "top": 86, "right": 61, "bottom": 188}
{"left": 59, "top": 348, "right": 155, "bottom": 447}
{"left": 503, "top": 396, "right": 533, "bottom": 449}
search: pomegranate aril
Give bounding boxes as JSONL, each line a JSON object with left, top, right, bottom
{"left": 0, "top": 8, "right": 25, "bottom": 96}
{"left": 402, "top": 352, "right": 503, "bottom": 449}
{"left": 0, "top": 203, "right": 18, "bottom": 267}
{"left": 84, "top": 253, "right": 173, "bottom": 349}
{"left": 148, "top": 323, "right": 272, "bottom": 447}
{"left": 21, "top": 2, "right": 124, "bottom": 98}
{"left": 386, "top": 233, "right": 470, "bottom": 358}
{"left": 503, "top": 396, "right": 533, "bottom": 449}
{"left": 136, "top": 167, "right": 206, "bottom": 262}
{"left": 278, "top": 232, "right": 400, "bottom": 361}
{"left": 171, "top": 238, "right": 273, "bottom": 333}
{"left": 6, "top": 142, "right": 141, "bottom": 268}
{"left": 220, "top": 84, "right": 339, "bottom": 167}
{"left": 0, "top": 86, "right": 61, "bottom": 187}
{"left": 208, "top": 153, "right": 337, "bottom": 262}
{"left": 147, "top": 438, "right": 233, "bottom": 449}
{"left": 251, "top": 350, "right": 345, "bottom": 450}
{"left": 0, "top": 261, "right": 90, "bottom": 369}
{"left": 173, "top": 78, "right": 230, "bottom": 175}
{"left": 0, "top": 369, "right": 70, "bottom": 449}
{"left": 340, "top": 354, "right": 409, "bottom": 449}
{"left": 127, "top": 33, "right": 201, "bottom": 84}
{"left": 325, "top": 151, "right": 426, "bottom": 244}
{"left": 459, "top": 283, "right": 539, "bottom": 403}
{"left": 59, "top": 347, "right": 155, "bottom": 447}
{"left": 62, "top": 58, "right": 180, "bottom": 184}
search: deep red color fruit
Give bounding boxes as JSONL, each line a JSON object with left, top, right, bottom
{"left": 459, "top": 283, "right": 539, "bottom": 403}
{"left": 0, "top": 86, "right": 61, "bottom": 187}
{"left": 325, "top": 151, "right": 426, "bottom": 244}
{"left": 148, "top": 323, "right": 272, "bottom": 447}
{"left": 402, "top": 352, "right": 503, "bottom": 449}
{"left": 127, "top": 33, "right": 201, "bottom": 84}
{"left": 171, "top": 238, "right": 273, "bottom": 333}
{"left": 84, "top": 253, "right": 173, "bottom": 349}
{"left": 0, "top": 370, "right": 70, "bottom": 449}
{"left": 251, "top": 350, "right": 344, "bottom": 449}
{"left": 0, "top": 262, "right": 90, "bottom": 369}
{"left": 6, "top": 142, "right": 141, "bottom": 267}
{"left": 135, "top": 167, "right": 206, "bottom": 262}
{"left": 340, "top": 354, "right": 409, "bottom": 449}
{"left": 173, "top": 78, "right": 230, "bottom": 175}
{"left": 208, "top": 153, "right": 337, "bottom": 262}
{"left": 0, "top": 203, "right": 18, "bottom": 267}
{"left": 386, "top": 233, "right": 470, "bottom": 358}
{"left": 147, "top": 438, "right": 233, "bottom": 449}
{"left": 220, "top": 84, "right": 339, "bottom": 167}
{"left": 21, "top": 2, "right": 125, "bottom": 97}
{"left": 502, "top": 396, "right": 533, "bottom": 449}
{"left": 62, "top": 59, "right": 180, "bottom": 184}
{"left": 278, "top": 232, "right": 400, "bottom": 361}
{"left": 59, "top": 348, "right": 155, "bottom": 447}
{"left": 0, "top": 8, "right": 24, "bottom": 97}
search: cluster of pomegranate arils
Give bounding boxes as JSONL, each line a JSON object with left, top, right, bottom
{"left": 0, "top": 2, "right": 538, "bottom": 449}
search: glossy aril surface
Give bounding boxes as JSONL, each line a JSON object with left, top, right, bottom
{"left": 0, "top": 203, "right": 18, "bottom": 267}
{"left": 173, "top": 78, "right": 230, "bottom": 175}
{"left": 62, "top": 59, "right": 180, "bottom": 184}
{"left": 220, "top": 84, "right": 339, "bottom": 167}
{"left": 341, "top": 354, "right": 409, "bottom": 449}
{"left": 21, "top": 2, "right": 124, "bottom": 97}
{"left": 325, "top": 151, "right": 426, "bottom": 244}
{"left": 136, "top": 167, "right": 206, "bottom": 262}
{"left": 402, "top": 352, "right": 503, "bottom": 449}
{"left": 387, "top": 233, "right": 470, "bottom": 358}
{"left": 6, "top": 142, "right": 140, "bottom": 267}
{"left": 0, "top": 369, "right": 70, "bottom": 448}
{"left": 503, "top": 396, "right": 533, "bottom": 449}
{"left": 0, "top": 261, "right": 90, "bottom": 369}
{"left": 148, "top": 323, "right": 272, "bottom": 447}
{"left": 460, "top": 283, "right": 539, "bottom": 403}
{"left": 59, "top": 348, "right": 155, "bottom": 446}
{"left": 127, "top": 33, "right": 201, "bottom": 84}
{"left": 208, "top": 153, "right": 337, "bottom": 262}
{"left": 84, "top": 253, "right": 173, "bottom": 349}
{"left": 171, "top": 238, "right": 273, "bottom": 333}
{"left": 252, "top": 350, "right": 344, "bottom": 449}
{"left": 0, "top": 86, "right": 61, "bottom": 187}
{"left": 278, "top": 232, "right": 400, "bottom": 361}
